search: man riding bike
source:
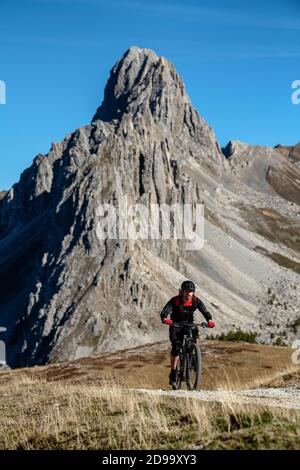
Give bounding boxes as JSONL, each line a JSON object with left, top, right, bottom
{"left": 160, "top": 280, "right": 215, "bottom": 387}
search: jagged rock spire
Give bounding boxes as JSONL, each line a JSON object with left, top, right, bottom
{"left": 92, "top": 46, "right": 190, "bottom": 124}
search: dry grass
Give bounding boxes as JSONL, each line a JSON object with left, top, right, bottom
{"left": 0, "top": 341, "right": 300, "bottom": 449}
{"left": 254, "top": 246, "right": 300, "bottom": 275}
{"left": 239, "top": 204, "right": 300, "bottom": 253}
{"left": 0, "top": 375, "right": 300, "bottom": 450}
{"left": 214, "top": 363, "right": 300, "bottom": 391}
{"left": 0, "top": 340, "right": 296, "bottom": 392}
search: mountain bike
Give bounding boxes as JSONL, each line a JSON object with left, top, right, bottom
{"left": 171, "top": 321, "right": 209, "bottom": 391}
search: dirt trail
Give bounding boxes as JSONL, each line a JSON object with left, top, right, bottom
{"left": 132, "top": 387, "right": 300, "bottom": 410}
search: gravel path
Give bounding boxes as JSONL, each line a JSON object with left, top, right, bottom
{"left": 132, "top": 387, "right": 300, "bottom": 410}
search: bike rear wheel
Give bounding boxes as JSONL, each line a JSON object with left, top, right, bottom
{"left": 186, "top": 342, "right": 201, "bottom": 390}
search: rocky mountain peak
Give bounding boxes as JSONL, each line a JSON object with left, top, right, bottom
{"left": 0, "top": 46, "right": 226, "bottom": 367}
{"left": 92, "top": 46, "right": 224, "bottom": 171}
{"left": 92, "top": 46, "right": 190, "bottom": 126}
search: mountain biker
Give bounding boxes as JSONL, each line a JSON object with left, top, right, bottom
{"left": 160, "top": 280, "right": 215, "bottom": 387}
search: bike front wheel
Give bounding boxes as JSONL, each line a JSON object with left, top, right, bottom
{"left": 173, "top": 353, "right": 185, "bottom": 390}
{"left": 186, "top": 342, "right": 201, "bottom": 390}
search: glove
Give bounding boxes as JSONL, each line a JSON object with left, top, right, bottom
{"left": 207, "top": 320, "right": 215, "bottom": 328}
{"left": 163, "top": 319, "right": 173, "bottom": 326}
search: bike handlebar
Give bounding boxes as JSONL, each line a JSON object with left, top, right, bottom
{"left": 172, "top": 321, "right": 209, "bottom": 328}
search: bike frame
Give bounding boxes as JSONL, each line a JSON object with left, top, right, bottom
{"left": 172, "top": 322, "right": 208, "bottom": 389}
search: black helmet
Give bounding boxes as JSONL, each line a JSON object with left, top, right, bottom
{"left": 180, "top": 280, "right": 195, "bottom": 292}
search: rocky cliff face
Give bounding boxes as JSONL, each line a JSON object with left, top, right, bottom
{"left": 0, "top": 46, "right": 299, "bottom": 368}
{"left": 274, "top": 143, "right": 300, "bottom": 168}
{"left": 222, "top": 140, "right": 300, "bottom": 205}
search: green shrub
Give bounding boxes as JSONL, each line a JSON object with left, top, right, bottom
{"left": 274, "top": 337, "right": 287, "bottom": 347}
{"left": 210, "top": 330, "right": 257, "bottom": 344}
{"left": 291, "top": 317, "right": 300, "bottom": 334}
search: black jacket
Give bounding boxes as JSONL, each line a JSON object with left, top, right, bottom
{"left": 160, "top": 294, "right": 212, "bottom": 324}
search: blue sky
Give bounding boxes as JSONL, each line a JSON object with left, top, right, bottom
{"left": 0, "top": 0, "right": 299, "bottom": 189}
